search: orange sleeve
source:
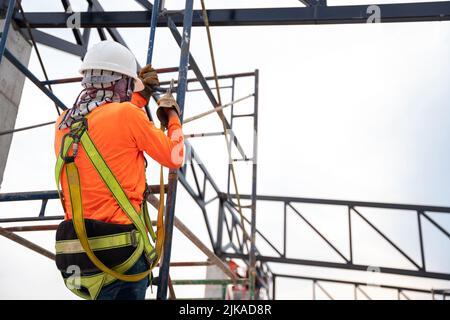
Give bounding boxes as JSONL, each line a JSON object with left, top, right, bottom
{"left": 130, "top": 92, "right": 148, "bottom": 108}
{"left": 125, "top": 103, "right": 184, "bottom": 169}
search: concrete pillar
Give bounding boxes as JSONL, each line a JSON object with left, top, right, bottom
{"left": 0, "top": 15, "right": 32, "bottom": 188}
{"left": 204, "top": 261, "right": 228, "bottom": 299}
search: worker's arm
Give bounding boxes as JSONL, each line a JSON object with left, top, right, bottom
{"left": 126, "top": 104, "right": 184, "bottom": 169}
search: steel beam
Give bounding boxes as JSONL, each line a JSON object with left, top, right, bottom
{"left": 14, "top": 3, "right": 450, "bottom": 28}
{"left": 146, "top": 0, "right": 161, "bottom": 65}
{"left": 3, "top": 225, "right": 58, "bottom": 232}
{"left": 223, "top": 252, "right": 450, "bottom": 281}
{"left": 134, "top": 0, "right": 153, "bottom": 11}
{"left": 0, "top": 190, "right": 59, "bottom": 201}
{"left": 41, "top": 66, "right": 185, "bottom": 86}
{"left": 160, "top": 72, "right": 256, "bottom": 86}
{"left": 0, "top": 216, "right": 64, "bottom": 223}
{"left": 0, "top": 186, "right": 165, "bottom": 202}
{"left": 224, "top": 193, "right": 450, "bottom": 213}
{"left": 274, "top": 273, "right": 435, "bottom": 295}
{"left": 171, "top": 279, "right": 247, "bottom": 285}
{"left": 0, "top": 226, "right": 55, "bottom": 260}
{"left": 299, "top": 0, "right": 327, "bottom": 6}
{"left": 29, "top": 30, "right": 86, "bottom": 57}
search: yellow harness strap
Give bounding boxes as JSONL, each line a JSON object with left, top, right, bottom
{"left": 65, "top": 161, "right": 152, "bottom": 282}
{"left": 153, "top": 165, "right": 165, "bottom": 269}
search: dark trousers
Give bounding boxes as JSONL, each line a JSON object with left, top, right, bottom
{"left": 96, "top": 255, "right": 150, "bottom": 300}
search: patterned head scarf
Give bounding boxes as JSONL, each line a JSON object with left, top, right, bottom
{"left": 58, "top": 69, "right": 134, "bottom": 129}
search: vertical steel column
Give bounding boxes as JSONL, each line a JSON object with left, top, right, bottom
{"left": 0, "top": 0, "right": 16, "bottom": 64}
{"left": 225, "top": 76, "right": 235, "bottom": 257}
{"left": 156, "top": 0, "right": 193, "bottom": 300}
{"left": 143, "top": 0, "right": 162, "bottom": 122}
{"left": 348, "top": 206, "right": 353, "bottom": 263}
{"left": 283, "top": 202, "right": 287, "bottom": 257}
{"left": 249, "top": 69, "right": 259, "bottom": 299}
{"left": 417, "top": 211, "right": 426, "bottom": 270}
{"left": 227, "top": 77, "right": 236, "bottom": 194}
{"left": 215, "top": 198, "right": 225, "bottom": 253}
{"left": 272, "top": 275, "right": 276, "bottom": 300}
{"left": 312, "top": 280, "right": 316, "bottom": 300}
{"left": 82, "top": 0, "right": 92, "bottom": 51}
{"left": 146, "top": 0, "right": 160, "bottom": 64}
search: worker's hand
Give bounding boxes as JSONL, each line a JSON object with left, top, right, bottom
{"left": 138, "top": 64, "right": 160, "bottom": 101}
{"left": 157, "top": 92, "right": 182, "bottom": 129}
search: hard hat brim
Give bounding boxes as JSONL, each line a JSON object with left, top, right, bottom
{"left": 134, "top": 78, "right": 144, "bottom": 92}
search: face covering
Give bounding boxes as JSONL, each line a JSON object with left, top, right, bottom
{"left": 58, "top": 69, "right": 134, "bottom": 129}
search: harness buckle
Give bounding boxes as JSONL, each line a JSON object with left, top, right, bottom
{"left": 70, "top": 117, "right": 89, "bottom": 134}
{"left": 130, "top": 229, "right": 138, "bottom": 247}
{"left": 144, "top": 249, "right": 156, "bottom": 265}
{"left": 60, "top": 118, "right": 88, "bottom": 164}
{"left": 60, "top": 133, "right": 77, "bottom": 163}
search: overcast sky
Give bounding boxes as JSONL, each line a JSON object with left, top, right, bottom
{"left": 0, "top": 0, "right": 449, "bottom": 299}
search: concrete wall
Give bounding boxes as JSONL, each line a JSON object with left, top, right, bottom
{"left": 0, "top": 19, "right": 32, "bottom": 189}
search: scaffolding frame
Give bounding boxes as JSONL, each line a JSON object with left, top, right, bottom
{"left": 1, "top": 0, "right": 450, "bottom": 300}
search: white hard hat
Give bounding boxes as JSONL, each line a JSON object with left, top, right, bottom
{"left": 79, "top": 40, "right": 144, "bottom": 92}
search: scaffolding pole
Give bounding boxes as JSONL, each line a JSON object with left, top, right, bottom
{"left": 156, "top": 0, "right": 194, "bottom": 300}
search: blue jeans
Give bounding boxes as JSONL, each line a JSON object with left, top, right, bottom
{"left": 96, "top": 255, "right": 150, "bottom": 300}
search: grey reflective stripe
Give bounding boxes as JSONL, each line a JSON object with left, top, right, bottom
{"left": 55, "top": 231, "right": 139, "bottom": 254}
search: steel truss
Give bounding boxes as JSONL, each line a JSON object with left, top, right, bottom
{"left": 0, "top": 0, "right": 449, "bottom": 300}
{"left": 221, "top": 194, "right": 450, "bottom": 280}
{"left": 273, "top": 274, "right": 450, "bottom": 300}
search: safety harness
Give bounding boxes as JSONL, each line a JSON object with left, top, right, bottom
{"left": 54, "top": 116, "right": 165, "bottom": 300}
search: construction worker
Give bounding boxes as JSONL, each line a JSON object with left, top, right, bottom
{"left": 227, "top": 260, "right": 247, "bottom": 299}
{"left": 53, "top": 40, "right": 184, "bottom": 300}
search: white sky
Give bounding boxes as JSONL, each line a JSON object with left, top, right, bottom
{"left": 0, "top": 0, "right": 449, "bottom": 300}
